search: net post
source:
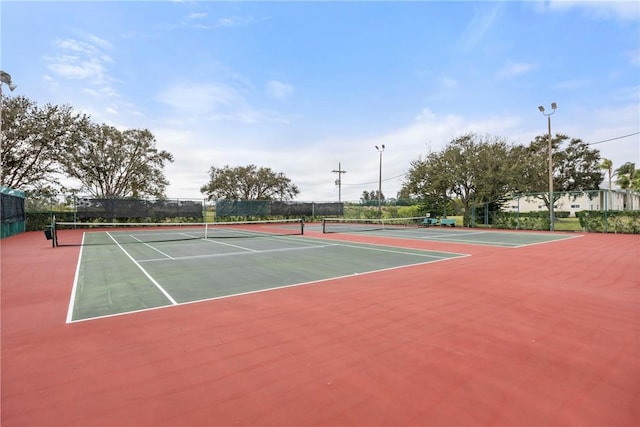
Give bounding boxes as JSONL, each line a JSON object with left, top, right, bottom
{"left": 204, "top": 222, "right": 208, "bottom": 239}
{"left": 300, "top": 218, "right": 304, "bottom": 235}
{"left": 51, "top": 214, "right": 57, "bottom": 248}
{"left": 322, "top": 217, "right": 326, "bottom": 233}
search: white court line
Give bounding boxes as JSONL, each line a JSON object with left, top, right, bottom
{"left": 326, "top": 241, "right": 465, "bottom": 259}
{"left": 283, "top": 235, "right": 468, "bottom": 258}
{"left": 129, "top": 235, "right": 176, "bottom": 260}
{"left": 66, "top": 232, "right": 87, "bottom": 323}
{"left": 106, "top": 231, "right": 178, "bottom": 305}
{"left": 201, "top": 237, "right": 260, "bottom": 252}
{"left": 133, "top": 232, "right": 330, "bottom": 262}
{"left": 138, "top": 243, "right": 340, "bottom": 263}
{"left": 138, "top": 239, "right": 461, "bottom": 263}
{"left": 419, "top": 231, "right": 488, "bottom": 239}
{"left": 421, "top": 231, "right": 580, "bottom": 247}
{"left": 511, "top": 233, "right": 584, "bottom": 248}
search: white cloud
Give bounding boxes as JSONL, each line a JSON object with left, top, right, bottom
{"left": 45, "top": 33, "right": 118, "bottom": 100}
{"left": 553, "top": 78, "right": 592, "bottom": 90}
{"left": 187, "top": 12, "right": 208, "bottom": 20}
{"left": 266, "top": 80, "right": 294, "bottom": 99}
{"left": 216, "top": 17, "right": 237, "bottom": 27}
{"left": 214, "top": 15, "right": 269, "bottom": 28}
{"left": 457, "top": 2, "right": 504, "bottom": 53}
{"left": 157, "top": 81, "right": 291, "bottom": 124}
{"left": 439, "top": 76, "right": 459, "bottom": 90}
{"left": 496, "top": 62, "right": 536, "bottom": 79}
{"left": 626, "top": 48, "right": 640, "bottom": 67}
{"left": 48, "top": 57, "right": 104, "bottom": 80}
{"left": 546, "top": 0, "right": 640, "bottom": 21}
{"left": 157, "top": 83, "right": 245, "bottom": 113}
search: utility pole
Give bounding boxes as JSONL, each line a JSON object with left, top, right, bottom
{"left": 332, "top": 163, "right": 347, "bottom": 202}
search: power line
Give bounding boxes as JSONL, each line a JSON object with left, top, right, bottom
{"left": 342, "top": 173, "right": 407, "bottom": 186}
{"left": 588, "top": 131, "right": 640, "bottom": 146}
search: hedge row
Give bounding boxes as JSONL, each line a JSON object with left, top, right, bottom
{"left": 491, "top": 210, "right": 639, "bottom": 234}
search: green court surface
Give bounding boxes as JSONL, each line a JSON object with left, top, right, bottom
{"left": 315, "top": 224, "right": 580, "bottom": 247}
{"left": 67, "top": 231, "right": 466, "bottom": 322}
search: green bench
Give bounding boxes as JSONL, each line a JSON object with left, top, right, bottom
{"left": 439, "top": 218, "right": 456, "bottom": 227}
{"left": 422, "top": 218, "right": 438, "bottom": 226}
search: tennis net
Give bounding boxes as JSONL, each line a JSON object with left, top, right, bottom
{"left": 53, "top": 218, "right": 304, "bottom": 247}
{"left": 322, "top": 217, "right": 428, "bottom": 233}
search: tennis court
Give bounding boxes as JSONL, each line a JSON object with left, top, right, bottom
{"left": 63, "top": 220, "right": 467, "bottom": 322}
{"left": 319, "top": 217, "right": 580, "bottom": 247}
{"left": 2, "top": 226, "right": 639, "bottom": 427}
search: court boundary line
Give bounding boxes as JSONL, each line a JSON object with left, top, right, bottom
{"left": 65, "top": 232, "right": 87, "bottom": 323}
{"left": 511, "top": 233, "right": 584, "bottom": 248}
{"left": 66, "top": 252, "right": 467, "bottom": 324}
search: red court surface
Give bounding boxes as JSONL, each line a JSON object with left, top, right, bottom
{"left": 2, "top": 228, "right": 639, "bottom": 426}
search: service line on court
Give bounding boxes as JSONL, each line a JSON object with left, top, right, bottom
{"left": 105, "top": 231, "right": 178, "bottom": 305}
{"left": 138, "top": 243, "right": 340, "bottom": 263}
{"left": 130, "top": 235, "right": 176, "bottom": 259}
{"left": 201, "top": 237, "right": 260, "bottom": 252}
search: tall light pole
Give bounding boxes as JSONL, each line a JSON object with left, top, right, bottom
{"left": 538, "top": 102, "right": 557, "bottom": 231}
{"left": 375, "top": 145, "right": 385, "bottom": 217}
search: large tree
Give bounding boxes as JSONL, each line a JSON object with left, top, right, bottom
{"left": 200, "top": 164, "right": 299, "bottom": 201}
{"left": 58, "top": 123, "right": 174, "bottom": 198}
{"left": 402, "top": 133, "right": 518, "bottom": 224}
{"left": 0, "top": 95, "right": 89, "bottom": 192}
{"left": 515, "top": 133, "right": 602, "bottom": 209}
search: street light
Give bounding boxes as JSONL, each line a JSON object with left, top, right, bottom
{"left": 375, "top": 145, "right": 385, "bottom": 217}
{"left": 538, "top": 102, "right": 557, "bottom": 231}
{"left": 1, "top": 70, "right": 17, "bottom": 143}
{"left": 0, "top": 71, "right": 18, "bottom": 92}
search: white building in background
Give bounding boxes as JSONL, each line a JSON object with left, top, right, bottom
{"left": 505, "top": 188, "right": 640, "bottom": 217}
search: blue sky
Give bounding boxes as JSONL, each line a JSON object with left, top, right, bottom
{"left": 2, "top": 0, "right": 639, "bottom": 201}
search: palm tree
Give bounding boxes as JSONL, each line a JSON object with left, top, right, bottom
{"left": 615, "top": 162, "right": 638, "bottom": 210}
{"left": 600, "top": 158, "right": 613, "bottom": 210}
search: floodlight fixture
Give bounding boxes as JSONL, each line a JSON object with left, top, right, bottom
{"left": 0, "top": 71, "right": 17, "bottom": 91}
